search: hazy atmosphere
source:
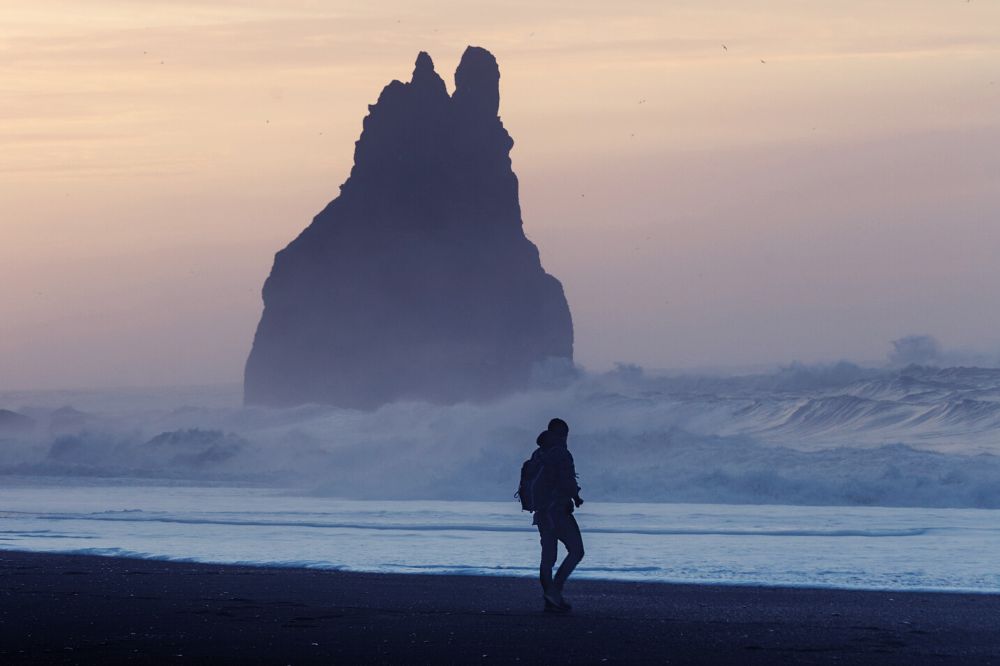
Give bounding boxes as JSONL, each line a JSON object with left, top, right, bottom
{"left": 5, "top": 7, "right": 1000, "bottom": 659}
{"left": 3, "top": 0, "right": 999, "bottom": 390}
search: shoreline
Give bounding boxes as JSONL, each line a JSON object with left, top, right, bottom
{"left": 3, "top": 546, "right": 1000, "bottom": 597}
{"left": 3, "top": 550, "right": 999, "bottom": 664}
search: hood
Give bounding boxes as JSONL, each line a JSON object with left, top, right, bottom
{"left": 536, "top": 430, "right": 568, "bottom": 449}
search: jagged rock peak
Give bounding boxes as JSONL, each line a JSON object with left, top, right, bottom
{"left": 453, "top": 46, "right": 500, "bottom": 116}
{"left": 244, "top": 47, "right": 573, "bottom": 409}
{"left": 414, "top": 50, "right": 434, "bottom": 74}
{"left": 411, "top": 51, "right": 447, "bottom": 96}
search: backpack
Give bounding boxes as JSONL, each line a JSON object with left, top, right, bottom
{"left": 515, "top": 449, "right": 546, "bottom": 512}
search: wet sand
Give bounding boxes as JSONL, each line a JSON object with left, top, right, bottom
{"left": 1, "top": 550, "right": 998, "bottom": 664}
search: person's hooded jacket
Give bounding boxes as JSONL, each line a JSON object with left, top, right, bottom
{"left": 531, "top": 427, "right": 581, "bottom": 520}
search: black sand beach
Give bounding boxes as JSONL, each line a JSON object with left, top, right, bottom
{"left": 1, "top": 550, "right": 998, "bottom": 664}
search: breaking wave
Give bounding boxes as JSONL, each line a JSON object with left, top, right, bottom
{"left": 2, "top": 363, "right": 1000, "bottom": 508}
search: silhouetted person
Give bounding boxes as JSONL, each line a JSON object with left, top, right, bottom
{"left": 533, "top": 418, "right": 584, "bottom": 612}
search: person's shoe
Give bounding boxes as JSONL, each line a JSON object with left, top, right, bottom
{"left": 544, "top": 597, "right": 570, "bottom": 613}
{"left": 543, "top": 589, "right": 571, "bottom": 612}
{"left": 543, "top": 597, "right": 566, "bottom": 612}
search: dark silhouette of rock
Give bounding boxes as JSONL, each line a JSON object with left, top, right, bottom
{"left": 48, "top": 406, "right": 96, "bottom": 434}
{"left": 245, "top": 47, "right": 573, "bottom": 409}
{"left": 0, "top": 409, "right": 35, "bottom": 434}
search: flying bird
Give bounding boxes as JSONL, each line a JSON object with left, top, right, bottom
{"left": 760, "top": 59, "right": 767, "bottom": 64}
{"left": 722, "top": 44, "right": 727, "bottom": 51}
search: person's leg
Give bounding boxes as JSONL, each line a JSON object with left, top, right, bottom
{"left": 537, "top": 520, "right": 557, "bottom": 593}
{"left": 552, "top": 513, "right": 585, "bottom": 591}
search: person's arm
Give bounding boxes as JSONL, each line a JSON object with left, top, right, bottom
{"left": 570, "top": 451, "right": 583, "bottom": 507}
{"left": 555, "top": 449, "right": 582, "bottom": 506}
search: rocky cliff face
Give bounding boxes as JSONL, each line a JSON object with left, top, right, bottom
{"left": 244, "top": 47, "right": 573, "bottom": 409}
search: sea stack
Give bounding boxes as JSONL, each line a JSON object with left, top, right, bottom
{"left": 244, "top": 47, "right": 573, "bottom": 409}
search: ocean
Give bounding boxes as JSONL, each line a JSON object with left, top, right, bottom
{"left": 1, "top": 484, "right": 997, "bottom": 593}
{"left": 2, "top": 363, "right": 1000, "bottom": 592}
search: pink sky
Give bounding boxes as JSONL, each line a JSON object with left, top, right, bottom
{"left": 2, "top": 1, "right": 999, "bottom": 389}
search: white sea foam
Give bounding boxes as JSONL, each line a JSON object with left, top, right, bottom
{"left": 2, "top": 364, "right": 1000, "bottom": 508}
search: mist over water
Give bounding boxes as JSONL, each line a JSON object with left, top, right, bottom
{"left": 3, "top": 362, "right": 1000, "bottom": 509}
